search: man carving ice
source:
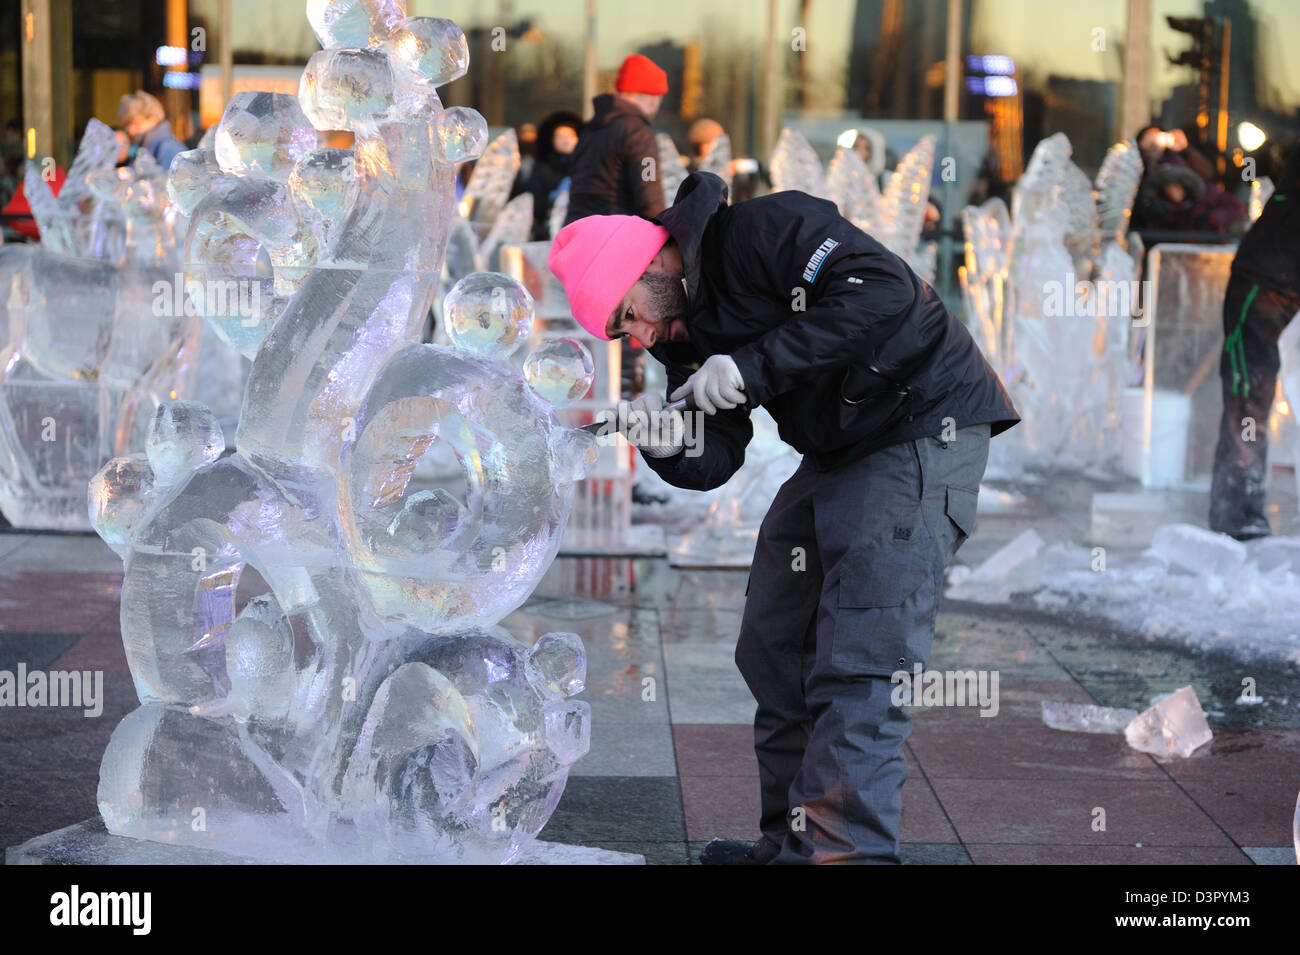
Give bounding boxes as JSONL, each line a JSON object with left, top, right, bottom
{"left": 548, "top": 171, "right": 1019, "bottom": 864}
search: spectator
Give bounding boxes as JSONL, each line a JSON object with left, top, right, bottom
{"left": 1136, "top": 163, "right": 1246, "bottom": 234}
{"left": 1131, "top": 124, "right": 1246, "bottom": 232}
{"left": 119, "top": 91, "right": 186, "bottom": 172}
{"left": 511, "top": 110, "right": 582, "bottom": 241}
{"left": 686, "top": 118, "right": 725, "bottom": 173}
{"left": 563, "top": 53, "right": 668, "bottom": 225}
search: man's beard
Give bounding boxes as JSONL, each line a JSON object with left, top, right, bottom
{"left": 640, "top": 272, "right": 690, "bottom": 336}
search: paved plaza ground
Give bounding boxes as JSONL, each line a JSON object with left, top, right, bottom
{"left": 1, "top": 463, "right": 1297, "bottom": 865}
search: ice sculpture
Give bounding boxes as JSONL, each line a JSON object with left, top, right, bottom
{"left": 769, "top": 128, "right": 826, "bottom": 197}
{"left": 697, "top": 133, "right": 733, "bottom": 191}
{"left": 770, "top": 128, "right": 937, "bottom": 281}
{"left": 90, "top": 0, "right": 598, "bottom": 864}
{"left": 656, "top": 132, "right": 689, "bottom": 207}
{"left": 0, "top": 121, "right": 200, "bottom": 529}
{"left": 961, "top": 135, "right": 1144, "bottom": 472}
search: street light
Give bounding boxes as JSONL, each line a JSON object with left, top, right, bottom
{"left": 1237, "top": 121, "right": 1266, "bottom": 151}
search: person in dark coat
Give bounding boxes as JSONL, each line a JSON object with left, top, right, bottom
{"left": 510, "top": 110, "right": 582, "bottom": 241}
{"left": 548, "top": 171, "right": 1019, "bottom": 864}
{"left": 563, "top": 54, "right": 668, "bottom": 225}
{"left": 1136, "top": 161, "right": 1246, "bottom": 234}
{"left": 1210, "top": 143, "right": 1300, "bottom": 539}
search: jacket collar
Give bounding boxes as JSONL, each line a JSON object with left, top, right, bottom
{"left": 649, "top": 171, "right": 729, "bottom": 367}
{"left": 652, "top": 171, "right": 729, "bottom": 305}
{"left": 590, "top": 93, "right": 650, "bottom": 129}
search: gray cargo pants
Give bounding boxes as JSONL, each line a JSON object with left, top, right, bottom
{"left": 735, "top": 424, "right": 989, "bottom": 864}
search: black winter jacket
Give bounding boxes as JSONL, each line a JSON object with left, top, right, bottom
{"left": 563, "top": 94, "right": 665, "bottom": 224}
{"left": 641, "top": 172, "right": 1019, "bottom": 490}
{"left": 1233, "top": 144, "right": 1300, "bottom": 291}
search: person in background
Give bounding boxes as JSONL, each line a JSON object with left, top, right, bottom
{"left": 686, "top": 118, "right": 725, "bottom": 173}
{"left": 565, "top": 53, "right": 670, "bottom": 420}
{"left": 1131, "top": 124, "right": 1246, "bottom": 233}
{"left": 563, "top": 53, "right": 668, "bottom": 224}
{"left": 1136, "top": 162, "right": 1246, "bottom": 234}
{"left": 1209, "top": 141, "right": 1300, "bottom": 540}
{"left": 516, "top": 121, "right": 538, "bottom": 183}
{"left": 511, "top": 110, "right": 582, "bottom": 241}
{"left": 119, "top": 91, "right": 186, "bottom": 172}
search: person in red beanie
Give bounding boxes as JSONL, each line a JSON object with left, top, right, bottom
{"left": 550, "top": 171, "right": 1020, "bottom": 865}
{"left": 563, "top": 53, "right": 669, "bottom": 225}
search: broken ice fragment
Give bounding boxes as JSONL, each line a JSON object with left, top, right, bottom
{"left": 1041, "top": 700, "right": 1139, "bottom": 734}
{"left": 1149, "top": 523, "right": 1247, "bottom": 578}
{"left": 1123, "top": 685, "right": 1213, "bottom": 758}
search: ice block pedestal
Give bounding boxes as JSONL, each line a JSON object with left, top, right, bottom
{"left": 6, "top": 817, "right": 644, "bottom": 865}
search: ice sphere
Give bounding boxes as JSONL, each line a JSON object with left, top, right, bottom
{"left": 524, "top": 338, "right": 595, "bottom": 408}
{"left": 526, "top": 631, "right": 586, "bottom": 699}
{"left": 88, "top": 455, "right": 156, "bottom": 556}
{"left": 215, "top": 91, "right": 318, "bottom": 180}
{"left": 1123, "top": 685, "right": 1213, "bottom": 757}
{"left": 169, "top": 151, "right": 219, "bottom": 216}
{"left": 226, "top": 615, "right": 296, "bottom": 722}
{"left": 437, "top": 106, "right": 488, "bottom": 162}
{"left": 299, "top": 48, "right": 395, "bottom": 134}
{"left": 145, "top": 401, "right": 225, "bottom": 487}
{"left": 1041, "top": 700, "right": 1139, "bottom": 734}
{"left": 386, "top": 17, "right": 469, "bottom": 87}
{"left": 290, "top": 148, "right": 358, "bottom": 219}
{"left": 307, "top": 0, "right": 407, "bottom": 50}
{"left": 442, "top": 271, "right": 534, "bottom": 357}
{"left": 1150, "top": 523, "right": 1248, "bottom": 578}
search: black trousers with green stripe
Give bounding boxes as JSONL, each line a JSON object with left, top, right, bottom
{"left": 1209, "top": 271, "right": 1300, "bottom": 537}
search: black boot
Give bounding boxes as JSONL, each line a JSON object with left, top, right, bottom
{"left": 698, "top": 838, "right": 779, "bottom": 865}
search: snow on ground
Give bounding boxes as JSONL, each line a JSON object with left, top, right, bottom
{"left": 948, "top": 528, "right": 1300, "bottom": 667}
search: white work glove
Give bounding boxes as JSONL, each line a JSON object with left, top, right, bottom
{"left": 616, "top": 391, "right": 685, "bottom": 458}
{"left": 670, "top": 354, "right": 745, "bottom": 415}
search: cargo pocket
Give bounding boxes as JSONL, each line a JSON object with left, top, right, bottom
{"left": 830, "top": 530, "right": 937, "bottom": 677}
{"left": 945, "top": 486, "right": 979, "bottom": 547}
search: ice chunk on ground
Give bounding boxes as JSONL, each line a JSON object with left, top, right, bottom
{"left": 1041, "top": 700, "right": 1139, "bottom": 734}
{"left": 1089, "top": 492, "right": 1168, "bottom": 547}
{"left": 1123, "top": 685, "right": 1213, "bottom": 757}
{"left": 1149, "top": 523, "right": 1248, "bottom": 578}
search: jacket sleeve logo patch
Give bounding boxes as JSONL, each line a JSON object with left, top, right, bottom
{"left": 801, "top": 237, "right": 840, "bottom": 283}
